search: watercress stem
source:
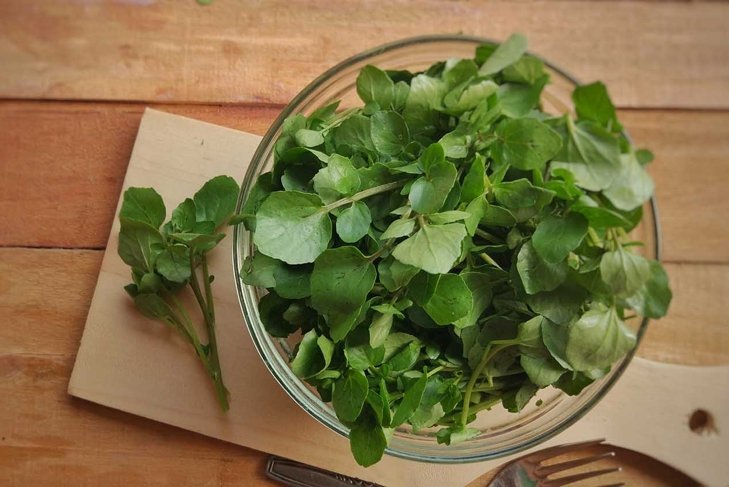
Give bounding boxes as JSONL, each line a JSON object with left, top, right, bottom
{"left": 460, "top": 344, "right": 509, "bottom": 426}
{"left": 324, "top": 181, "right": 406, "bottom": 212}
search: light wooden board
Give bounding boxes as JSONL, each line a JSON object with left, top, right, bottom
{"left": 63, "top": 109, "right": 729, "bottom": 486}
{"left": 2, "top": 102, "right": 728, "bottom": 264}
{"left": 1, "top": 1, "right": 728, "bottom": 108}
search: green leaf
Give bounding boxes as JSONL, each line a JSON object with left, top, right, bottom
{"left": 120, "top": 187, "right": 166, "bottom": 228}
{"left": 258, "top": 291, "right": 298, "bottom": 337}
{"left": 273, "top": 264, "right": 312, "bottom": 299}
{"left": 479, "top": 33, "right": 528, "bottom": 76}
{"left": 599, "top": 246, "right": 651, "bottom": 297}
{"left": 336, "top": 202, "right": 372, "bottom": 243}
{"left": 498, "top": 76, "right": 547, "bottom": 118}
{"left": 422, "top": 273, "right": 473, "bottom": 325}
{"left": 133, "top": 293, "right": 176, "bottom": 322}
{"left": 493, "top": 178, "right": 555, "bottom": 209}
{"left": 290, "top": 329, "right": 334, "bottom": 379}
{"left": 171, "top": 198, "right": 196, "bottom": 232}
{"left": 369, "top": 312, "right": 394, "bottom": 349}
{"left": 409, "top": 162, "right": 458, "bottom": 214}
{"left": 551, "top": 119, "right": 621, "bottom": 191}
{"left": 370, "top": 111, "right": 410, "bottom": 155}
{"left": 392, "top": 223, "right": 467, "bottom": 274}
{"left": 527, "top": 284, "right": 588, "bottom": 324}
{"left": 381, "top": 218, "right": 415, "bottom": 240}
{"left": 502, "top": 382, "right": 538, "bottom": 412}
{"left": 521, "top": 354, "right": 566, "bottom": 387}
{"left": 334, "top": 114, "right": 376, "bottom": 153}
{"left": 565, "top": 306, "right": 636, "bottom": 371}
{"left": 378, "top": 256, "right": 420, "bottom": 292}
{"left": 461, "top": 154, "right": 486, "bottom": 203}
{"left": 603, "top": 153, "right": 655, "bottom": 211}
{"left": 464, "top": 195, "right": 488, "bottom": 236}
{"left": 313, "top": 154, "right": 361, "bottom": 203}
{"left": 532, "top": 213, "right": 588, "bottom": 263}
{"left": 405, "top": 74, "right": 446, "bottom": 110}
{"left": 356, "top": 65, "right": 394, "bottom": 108}
{"left": 193, "top": 175, "right": 239, "bottom": 227}
{"left": 310, "top": 247, "right": 376, "bottom": 342}
{"left": 118, "top": 218, "right": 165, "bottom": 272}
{"left": 419, "top": 142, "right": 446, "bottom": 172}
{"left": 436, "top": 425, "right": 479, "bottom": 445}
{"left": 572, "top": 81, "right": 622, "bottom": 132}
{"left": 428, "top": 211, "right": 471, "bottom": 225}
{"left": 516, "top": 241, "right": 568, "bottom": 294}
{"left": 492, "top": 118, "right": 562, "bottom": 171}
{"left": 349, "top": 405, "right": 387, "bottom": 467}
{"left": 155, "top": 245, "right": 191, "bottom": 283}
{"left": 333, "top": 368, "right": 370, "bottom": 422}
{"left": 241, "top": 251, "right": 283, "bottom": 288}
{"left": 391, "top": 373, "right": 427, "bottom": 426}
{"left": 626, "top": 260, "right": 672, "bottom": 319}
{"left": 239, "top": 172, "right": 275, "bottom": 231}
{"left": 502, "top": 56, "right": 545, "bottom": 85}
{"left": 453, "top": 272, "right": 492, "bottom": 328}
{"left": 294, "top": 128, "right": 325, "bottom": 148}
{"left": 541, "top": 319, "right": 572, "bottom": 370}
{"left": 254, "top": 191, "right": 332, "bottom": 265}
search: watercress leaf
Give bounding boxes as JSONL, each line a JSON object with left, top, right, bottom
{"left": 572, "top": 81, "right": 622, "bottom": 132}
{"left": 521, "top": 354, "right": 566, "bottom": 387}
{"left": 120, "top": 187, "right": 166, "bottom": 228}
{"left": 333, "top": 368, "right": 370, "bottom": 422}
{"left": 369, "top": 312, "right": 394, "bottom": 349}
{"left": 502, "top": 381, "right": 538, "bottom": 412}
{"left": 381, "top": 218, "right": 416, "bottom": 240}
{"left": 551, "top": 119, "right": 620, "bottom": 191}
{"left": 254, "top": 191, "right": 332, "bottom": 265}
{"left": 599, "top": 246, "right": 651, "bottom": 298}
{"left": 428, "top": 211, "right": 471, "bottom": 225}
{"left": 532, "top": 213, "right": 588, "bottom": 264}
{"left": 241, "top": 251, "right": 283, "bottom": 288}
{"left": 461, "top": 154, "right": 486, "bottom": 203}
{"left": 603, "top": 153, "right": 655, "bottom": 211}
{"left": 555, "top": 371, "right": 595, "bottom": 396}
{"left": 336, "top": 202, "right": 372, "bottom": 243}
{"left": 310, "top": 247, "right": 377, "bottom": 341}
{"left": 346, "top": 326, "right": 385, "bottom": 370}
{"left": 406, "top": 74, "right": 446, "bottom": 110}
{"left": 333, "top": 114, "right": 376, "bottom": 153}
{"left": 171, "top": 198, "right": 196, "bottom": 232}
{"left": 571, "top": 204, "right": 632, "bottom": 231}
{"left": 371, "top": 111, "right": 410, "bottom": 156}
{"left": 527, "top": 283, "right": 588, "bottom": 324}
{"left": 498, "top": 76, "right": 547, "bottom": 118}
{"left": 492, "top": 118, "right": 562, "bottom": 171}
{"left": 290, "top": 329, "right": 334, "bottom": 379}
{"left": 378, "top": 256, "right": 420, "bottom": 292}
{"left": 625, "top": 260, "right": 672, "bottom": 319}
{"left": 516, "top": 241, "right": 569, "bottom": 294}
{"left": 239, "top": 172, "right": 275, "bottom": 231}
{"left": 502, "top": 55, "right": 545, "bottom": 85}
{"left": 133, "top": 293, "right": 176, "bottom": 322}
{"left": 273, "top": 264, "right": 312, "bottom": 299}
{"left": 565, "top": 306, "right": 636, "bottom": 371}
{"left": 479, "top": 33, "right": 528, "bottom": 76}
{"left": 436, "top": 425, "right": 480, "bottom": 445}
{"left": 419, "top": 142, "right": 446, "bottom": 173}
{"left": 258, "top": 291, "right": 298, "bottom": 337}
{"left": 392, "top": 223, "right": 467, "bottom": 274}
{"left": 118, "top": 218, "right": 165, "bottom": 272}
{"left": 138, "top": 272, "right": 162, "bottom": 294}
{"left": 391, "top": 373, "right": 427, "bottom": 427}
{"left": 193, "top": 175, "right": 240, "bottom": 227}
{"left": 453, "top": 272, "right": 492, "bottom": 328}
{"left": 294, "top": 128, "right": 325, "bottom": 148}
{"left": 313, "top": 154, "right": 361, "bottom": 203}
{"left": 493, "top": 179, "right": 546, "bottom": 209}
{"left": 356, "top": 65, "right": 394, "bottom": 108}
{"left": 155, "top": 245, "right": 191, "bottom": 283}
{"left": 464, "top": 195, "right": 488, "bottom": 236}
{"left": 387, "top": 341, "right": 421, "bottom": 372}
{"left": 409, "top": 162, "right": 457, "bottom": 214}
{"left": 423, "top": 273, "right": 473, "bottom": 325}
{"left": 349, "top": 405, "right": 387, "bottom": 467}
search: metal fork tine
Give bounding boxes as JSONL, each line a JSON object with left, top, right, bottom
{"left": 541, "top": 467, "right": 621, "bottom": 487}
{"left": 535, "top": 451, "right": 616, "bottom": 477}
{"left": 598, "top": 483, "right": 626, "bottom": 487}
{"left": 528, "top": 438, "right": 606, "bottom": 463}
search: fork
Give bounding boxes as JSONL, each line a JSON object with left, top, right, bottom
{"left": 485, "top": 439, "right": 623, "bottom": 487}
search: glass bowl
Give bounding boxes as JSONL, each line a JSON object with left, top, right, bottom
{"left": 233, "top": 35, "right": 660, "bottom": 463}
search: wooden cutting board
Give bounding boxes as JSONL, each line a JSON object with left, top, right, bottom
{"left": 68, "top": 109, "right": 729, "bottom": 486}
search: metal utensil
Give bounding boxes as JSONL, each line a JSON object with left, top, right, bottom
{"left": 266, "top": 456, "right": 382, "bottom": 487}
{"left": 485, "top": 439, "right": 622, "bottom": 487}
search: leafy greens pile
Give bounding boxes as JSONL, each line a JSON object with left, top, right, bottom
{"left": 240, "top": 34, "right": 672, "bottom": 466}
{"left": 119, "top": 176, "right": 240, "bottom": 411}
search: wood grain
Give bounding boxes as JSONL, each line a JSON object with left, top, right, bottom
{"left": 0, "top": 1, "right": 727, "bottom": 108}
{"left": 2, "top": 102, "right": 728, "bottom": 264}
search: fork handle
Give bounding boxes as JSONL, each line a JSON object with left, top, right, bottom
{"left": 266, "top": 456, "right": 381, "bottom": 487}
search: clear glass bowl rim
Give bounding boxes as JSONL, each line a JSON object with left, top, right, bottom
{"left": 233, "top": 34, "right": 662, "bottom": 464}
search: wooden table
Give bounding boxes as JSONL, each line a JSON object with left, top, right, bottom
{"left": 1, "top": 1, "right": 727, "bottom": 485}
